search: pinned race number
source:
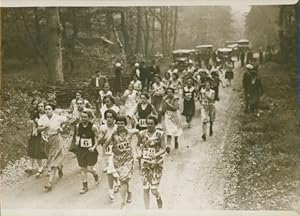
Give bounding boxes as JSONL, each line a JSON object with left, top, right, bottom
{"left": 142, "top": 148, "right": 156, "bottom": 160}
{"left": 117, "top": 141, "right": 130, "bottom": 152}
{"left": 80, "top": 138, "right": 93, "bottom": 148}
{"left": 139, "top": 119, "right": 147, "bottom": 128}
{"left": 105, "top": 145, "right": 113, "bottom": 155}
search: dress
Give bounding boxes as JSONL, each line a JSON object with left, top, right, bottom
{"left": 124, "top": 89, "right": 138, "bottom": 117}
{"left": 200, "top": 88, "right": 216, "bottom": 123}
{"left": 162, "top": 96, "right": 183, "bottom": 136}
{"left": 112, "top": 129, "right": 136, "bottom": 182}
{"left": 140, "top": 129, "right": 164, "bottom": 189}
{"left": 27, "top": 111, "right": 47, "bottom": 159}
{"left": 182, "top": 86, "right": 196, "bottom": 117}
{"left": 38, "top": 113, "right": 67, "bottom": 168}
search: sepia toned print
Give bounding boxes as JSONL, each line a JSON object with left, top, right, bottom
{"left": 0, "top": 4, "right": 299, "bottom": 213}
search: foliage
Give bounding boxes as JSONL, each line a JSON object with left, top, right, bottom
{"left": 245, "top": 6, "right": 280, "bottom": 50}
{"left": 177, "top": 6, "right": 235, "bottom": 48}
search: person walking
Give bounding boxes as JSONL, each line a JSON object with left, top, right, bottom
{"left": 248, "top": 70, "right": 264, "bottom": 114}
{"left": 243, "top": 64, "right": 253, "bottom": 113}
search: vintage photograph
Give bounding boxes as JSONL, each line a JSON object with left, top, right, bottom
{"left": 0, "top": 3, "right": 300, "bottom": 212}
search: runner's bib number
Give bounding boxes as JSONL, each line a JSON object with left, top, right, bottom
{"left": 105, "top": 145, "right": 113, "bottom": 154}
{"left": 139, "top": 119, "right": 147, "bottom": 128}
{"left": 142, "top": 148, "right": 156, "bottom": 160}
{"left": 80, "top": 138, "right": 93, "bottom": 148}
{"left": 117, "top": 141, "right": 130, "bottom": 152}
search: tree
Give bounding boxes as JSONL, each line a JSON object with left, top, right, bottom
{"left": 245, "top": 6, "right": 279, "bottom": 50}
{"left": 47, "top": 8, "right": 64, "bottom": 84}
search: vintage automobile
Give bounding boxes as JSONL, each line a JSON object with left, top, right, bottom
{"left": 195, "top": 45, "right": 214, "bottom": 67}
{"left": 237, "top": 39, "right": 250, "bottom": 52}
{"left": 217, "top": 47, "right": 234, "bottom": 66}
{"left": 172, "top": 49, "right": 195, "bottom": 70}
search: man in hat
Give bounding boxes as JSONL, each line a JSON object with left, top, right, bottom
{"left": 114, "top": 63, "right": 123, "bottom": 96}
{"left": 243, "top": 64, "right": 254, "bottom": 113}
{"left": 246, "top": 49, "right": 254, "bottom": 65}
{"left": 133, "top": 63, "right": 141, "bottom": 80}
{"left": 90, "top": 71, "right": 108, "bottom": 114}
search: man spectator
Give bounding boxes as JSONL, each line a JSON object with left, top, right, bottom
{"left": 246, "top": 49, "right": 254, "bottom": 64}
{"left": 240, "top": 51, "right": 245, "bottom": 67}
{"left": 90, "top": 71, "right": 108, "bottom": 114}
{"left": 243, "top": 64, "right": 253, "bottom": 113}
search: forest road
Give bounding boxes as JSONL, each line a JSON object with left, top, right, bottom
{"left": 1, "top": 64, "right": 243, "bottom": 210}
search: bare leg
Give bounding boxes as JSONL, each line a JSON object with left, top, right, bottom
{"left": 120, "top": 181, "right": 128, "bottom": 208}
{"left": 144, "top": 188, "right": 150, "bottom": 209}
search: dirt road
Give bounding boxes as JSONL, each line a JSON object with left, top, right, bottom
{"left": 1, "top": 65, "right": 242, "bottom": 210}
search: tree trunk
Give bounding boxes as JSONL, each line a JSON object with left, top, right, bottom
{"left": 121, "top": 10, "right": 133, "bottom": 63}
{"left": 47, "top": 8, "right": 64, "bottom": 84}
{"left": 144, "top": 7, "right": 150, "bottom": 58}
{"left": 33, "top": 8, "right": 41, "bottom": 63}
{"left": 135, "top": 7, "right": 143, "bottom": 56}
{"left": 172, "top": 7, "right": 178, "bottom": 50}
{"left": 150, "top": 9, "right": 156, "bottom": 56}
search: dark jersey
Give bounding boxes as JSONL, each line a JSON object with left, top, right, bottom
{"left": 78, "top": 122, "right": 95, "bottom": 148}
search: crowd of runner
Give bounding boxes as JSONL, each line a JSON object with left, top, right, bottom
{"left": 25, "top": 49, "right": 263, "bottom": 209}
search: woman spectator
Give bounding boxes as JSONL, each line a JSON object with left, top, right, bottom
{"left": 182, "top": 78, "right": 197, "bottom": 128}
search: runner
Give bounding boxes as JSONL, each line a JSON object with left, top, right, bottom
{"left": 224, "top": 62, "right": 234, "bottom": 87}
{"left": 26, "top": 100, "right": 47, "bottom": 177}
{"left": 139, "top": 115, "right": 165, "bottom": 209}
{"left": 169, "top": 72, "right": 182, "bottom": 96}
{"left": 130, "top": 75, "right": 142, "bottom": 92}
{"left": 99, "top": 83, "right": 113, "bottom": 108}
{"left": 161, "top": 87, "right": 183, "bottom": 153}
{"left": 210, "top": 69, "right": 224, "bottom": 101}
{"left": 100, "top": 95, "right": 120, "bottom": 124}
{"left": 123, "top": 83, "right": 139, "bottom": 128}
{"left": 93, "top": 110, "right": 120, "bottom": 200}
{"left": 74, "top": 110, "right": 99, "bottom": 194}
{"left": 134, "top": 93, "right": 158, "bottom": 167}
{"left": 103, "top": 116, "right": 139, "bottom": 208}
{"left": 150, "top": 75, "right": 166, "bottom": 114}
{"left": 182, "top": 78, "right": 197, "bottom": 128}
{"left": 37, "top": 103, "right": 69, "bottom": 191}
{"left": 162, "top": 72, "right": 171, "bottom": 87}
{"left": 199, "top": 81, "right": 216, "bottom": 141}
{"left": 69, "top": 91, "right": 91, "bottom": 115}
{"left": 135, "top": 93, "right": 158, "bottom": 131}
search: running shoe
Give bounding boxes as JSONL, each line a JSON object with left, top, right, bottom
{"left": 114, "top": 184, "right": 120, "bottom": 193}
{"left": 109, "top": 193, "right": 115, "bottom": 201}
{"left": 156, "top": 198, "right": 163, "bottom": 208}
{"left": 103, "top": 167, "right": 107, "bottom": 173}
{"left": 127, "top": 192, "right": 132, "bottom": 203}
{"left": 58, "top": 165, "right": 63, "bottom": 178}
{"left": 80, "top": 187, "right": 88, "bottom": 194}
{"left": 44, "top": 182, "right": 52, "bottom": 191}
{"left": 46, "top": 169, "right": 51, "bottom": 177}
{"left": 35, "top": 168, "right": 44, "bottom": 178}
{"left": 25, "top": 168, "right": 33, "bottom": 175}
{"left": 165, "top": 147, "right": 171, "bottom": 154}
{"left": 93, "top": 174, "right": 99, "bottom": 185}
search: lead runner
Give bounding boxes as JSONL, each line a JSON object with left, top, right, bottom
{"left": 139, "top": 115, "right": 165, "bottom": 209}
